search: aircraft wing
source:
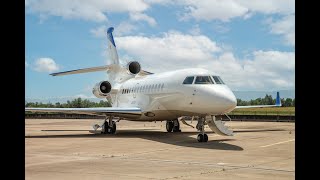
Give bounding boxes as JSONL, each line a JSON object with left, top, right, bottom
{"left": 235, "top": 104, "right": 281, "bottom": 109}
{"left": 25, "top": 107, "right": 142, "bottom": 119}
{"left": 235, "top": 92, "right": 282, "bottom": 109}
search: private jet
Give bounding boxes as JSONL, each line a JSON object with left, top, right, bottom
{"left": 25, "top": 27, "right": 281, "bottom": 142}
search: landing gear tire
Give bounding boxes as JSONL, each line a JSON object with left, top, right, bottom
{"left": 102, "top": 120, "right": 116, "bottom": 134}
{"left": 102, "top": 122, "right": 109, "bottom": 134}
{"left": 172, "top": 119, "right": 181, "bottom": 132}
{"left": 197, "top": 134, "right": 203, "bottom": 142}
{"left": 197, "top": 134, "right": 208, "bottom": 142}
{"left": 203, "top": 134, "right": 208, "bottom": 142}
{"left": 166, "top": 121, "right": 174, "bottom": 132}
{"left": 109, "top": 121, "right": 116, "bottom": 134}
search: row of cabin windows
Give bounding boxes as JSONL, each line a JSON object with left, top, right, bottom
{"left": 121, "top": 83, "right": 165, "bottom": 94}
{"left": 183, "top": 76, "right": 225, "bottom": 85}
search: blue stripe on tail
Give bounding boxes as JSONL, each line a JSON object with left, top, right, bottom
{"left": 275, "top": 92, "right": 281, "bottom": 106}
{"left": 107, "top": 27, "right": 116, "bottom": 47}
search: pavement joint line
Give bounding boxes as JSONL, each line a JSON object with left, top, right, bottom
{"left": 260, "top": 139, "right": 295, "bottom": 148}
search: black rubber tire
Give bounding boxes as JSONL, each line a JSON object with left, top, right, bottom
{"left": 197, "top": 134, "right": 204, "bottom": 142}
{"left": 203, "top": 134, "right": 208, "bottom": 142}
{"left": 103, "top": 123, "right": 109, "bottom": 134}
{"left": 172, "top": 119, "right": 181, "bottom": 132}
{"left": 109, "top": 121, "right": 116, "bottom": 134}
{"left": 166, "top": 121, "right": 174, "bottom": 132}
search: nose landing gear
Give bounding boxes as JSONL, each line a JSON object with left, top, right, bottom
{"left": 196, "top": 117, "right": 208, "bottom": 142}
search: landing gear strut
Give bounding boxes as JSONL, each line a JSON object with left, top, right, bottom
{"left": 196, "top": 117, "right": 208, "bottom": 142}
{"left": 102, "top": 116, "right": 117, "bottom": 134}
{"left": 166, "top": 119, "right": 181, "bottom": 132}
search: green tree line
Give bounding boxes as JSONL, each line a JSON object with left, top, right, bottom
{"left": 25, "top": 98, "right": 112, "bottom": 108}
{"left": 237, "top": 94, "right": 295, "bottom": 107}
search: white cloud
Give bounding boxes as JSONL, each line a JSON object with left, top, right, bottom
{"left": 129, "top": 12, "right": 157, "bottom": 26}
{"left": 238, "top": 0, "right": 295, "bottom": 15}
{"left": 26, "top": 0, "right": 150, "bottom": 23}
{"left": 117, "top": 31, "right": 221, "bottom": 66}
{"left": 179, "top": 0, "right": 294, "bottom": 21}
{"left": 116, "top": 32, "right": 294, "bottom": 90}
{"left": 33, "top": 58, "right": 60, "bottom": 73}
{"left": 189, "top": 24, "right": 201, "bottom": 35}
{"left": 90, "top": 25, "right": 107, "bottom": 38}
{"left": 25, "top": 61, "right": 29, "bottom": 68}
{"left": 268, "top": 14, "right": 295, "bottom": 46}
{"left": 205, "top": 50, "right": 295, "bottom": 90}
{"left": 180, "top": 0, "right": 248, "bottom": 22}
{"left": 116, "top": 22, "right": 139, "bottom": 36}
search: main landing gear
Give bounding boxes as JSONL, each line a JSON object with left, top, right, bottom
{"left": 101, "top": 116, "right": 117, "bottom": 134}
{"left": 166, "top": 119, "right": 181, "bottom": 132}
{"left": 196, "top": 117, "right": 208, "bottom": 142}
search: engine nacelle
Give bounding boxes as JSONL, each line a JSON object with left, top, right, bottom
{"left": 126, "top": 61, "right": 141, "bottom": 75}
{"left": 92, "top": 81, "right": 112, "bottom": 98}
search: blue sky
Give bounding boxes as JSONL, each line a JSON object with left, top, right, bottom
{"left": 25, "top": 0, "right": 295, "bottom": 99}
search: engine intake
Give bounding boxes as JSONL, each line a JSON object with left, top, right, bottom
{"left": 92, "top": 81, "right": 112, "bottom": 98}
{"left": 127, "top": 61, "right": 141, "bottom": 75}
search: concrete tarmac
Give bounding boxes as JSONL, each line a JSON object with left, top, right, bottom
{"left": 25, "top": 119, "right": 295, "bottom": 180}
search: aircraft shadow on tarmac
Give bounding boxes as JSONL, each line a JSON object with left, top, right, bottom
{"left": 24, "top": 128, "right": 287, "bottom": 151}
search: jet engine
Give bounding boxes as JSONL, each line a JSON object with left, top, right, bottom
{"left": 126, "top": 61, "right": 141, "bottom": 75}
{"left": 92, "top": 81, "right": 112, "bottom": 98}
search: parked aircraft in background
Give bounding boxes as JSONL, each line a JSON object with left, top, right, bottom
{"left": 25, "top": 27, "right": 281, "bottom": 142}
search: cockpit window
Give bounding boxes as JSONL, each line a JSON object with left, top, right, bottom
{"left": 183, "top": 76, "right": 194, "bottom": 84}
{"left": 195, "top": 76, "right": 214, "bottom": 84}
{"left": 212, "top": 76, "right": 224, "bottom": 84}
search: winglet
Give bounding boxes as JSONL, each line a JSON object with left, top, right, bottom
{"left": 275, "top": 91, "right": 281, "bottom": 106}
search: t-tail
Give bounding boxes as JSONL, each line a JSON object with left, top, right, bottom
{"left": 49, "top": 27, "right": 152, "bottom": 82}
{"left": 107, "top": 27, "right": 119, "bottom": 65}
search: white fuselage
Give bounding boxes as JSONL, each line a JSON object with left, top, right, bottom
{"left": 110, "top": 68, "right": 237, "bottom": 121}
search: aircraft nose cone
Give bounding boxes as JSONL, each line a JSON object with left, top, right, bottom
{"left": 215, "top": 86, "right": 237, "bottom": 113}
{"left": 224, "top": 93, "right": 237, "bottom": 110}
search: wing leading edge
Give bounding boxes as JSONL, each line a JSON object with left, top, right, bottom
{"left": 235, "top": 92, "right": 282, "bottom": 109}
{"left": 25, "top": 107, "right": 142, "bottom": 119}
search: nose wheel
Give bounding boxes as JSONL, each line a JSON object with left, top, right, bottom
{"left": 196, "top": 117, "right": 208, "bottom": 142}
{"left": 197, "top": 134, "right": 208, "bottom": 142}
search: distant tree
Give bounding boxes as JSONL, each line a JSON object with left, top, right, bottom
{"left": 293, "top": 98, "right": 295, "bottom": 107}
{"left": 284, "top": 98, "right": 293, "bottom": 107}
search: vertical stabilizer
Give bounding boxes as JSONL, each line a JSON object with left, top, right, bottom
{"left": 276, "top": 92, "right": 281, "bottom": 106}
{"left": 107, "top": 27, "right": 119, "bottom": 65}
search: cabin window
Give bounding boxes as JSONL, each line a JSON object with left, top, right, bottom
{"left": 212, "top": 76, "right": 223, "bottom": 84}
{"left": 195, "top": 76, "right": 214, "bottom": 84}
{"left": 183, "top": 76, "right": 194, "bottom": 84}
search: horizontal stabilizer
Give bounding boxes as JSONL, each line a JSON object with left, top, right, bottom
{"left": 50, "top": 65, "right": 113, "bottom": 76}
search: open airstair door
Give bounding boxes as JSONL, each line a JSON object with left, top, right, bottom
{"left": 205, "top": 115, "right": 233, "bottom": 136}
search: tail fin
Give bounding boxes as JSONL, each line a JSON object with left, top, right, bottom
{"left": 275, "top": 91, "right": 281, "bottom": 106}
{"left": 107, "top": 27, "right": 119, "bottom": 65}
